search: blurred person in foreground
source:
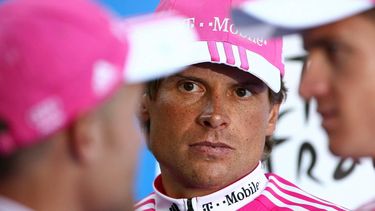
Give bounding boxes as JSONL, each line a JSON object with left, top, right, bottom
{"left": 0, "top": 0, "right": 197, "bottom": 210}
{"left": 232, "top": 0, "right": 375, "bottom": 209}
{"left": 134, "top": 0, "right": 347, "bottom": 210}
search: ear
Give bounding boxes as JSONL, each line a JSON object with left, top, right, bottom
{"left": 67, "top": 112, "right": 104, "bottom": 164}
{"left": 266, "top": 103, "right": 281, "bottom": 136}
{"left": 139, "top": 93, "right": 151, "bottom": 130}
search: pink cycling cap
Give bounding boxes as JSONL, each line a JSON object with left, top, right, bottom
{"left": 232, "top": 0, "right": 375, "bottom": 38}
{"left": 156, "top": 0, "right": 284, "bottom": 93}
{"left": 0, "top": 0, "right": 197, "bottom": 155}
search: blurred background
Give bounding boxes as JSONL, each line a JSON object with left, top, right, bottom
{"left": 98, "top": 0, "right": 158, "bottom": 17}
{"left": 2, "top": 0, "right": 372, "bottom": 209}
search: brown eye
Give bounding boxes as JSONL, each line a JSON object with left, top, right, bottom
{"left": 183, "top": 82, "right": 195, "bottom": 91}
{"left": 235, "top": 87, "right": 252, "bottom": 98}
{"left": 178, "top": 81, "right": 202, "bottom": 93}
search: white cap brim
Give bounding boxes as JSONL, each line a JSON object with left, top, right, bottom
{"left": 118, "top": 13, "right": 198, "bottom": 84}
{"left": 232, "top": 0, "right": 374, "bottom": 38}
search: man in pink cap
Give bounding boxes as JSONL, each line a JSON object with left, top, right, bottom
{"left": 233, "top": 0, "right": 375, "bottom": 209}
{"left": 0, "top": 0, "right": 198, "bottom": 210}
{"left": 135, "top": 0, "right": 346, "bottom": 210}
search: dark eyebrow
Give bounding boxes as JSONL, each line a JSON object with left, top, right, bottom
{"left": 238, "top": 74, "right": 266, "bottom": 86}
{"left": 303, "top": 33, "right": 341, "bottom": 51}
{"left": 239, "top": 80, "right": 267, "bottom": 90}
{"left": 169, "top": 73, "right": 266, "bottom": 87}
{"left": 235, "top": 79, "right": 268, "bottom": 94}
{"left": 168, "top": 74, "right": 207, "bottom": 84}
{"left": 286, "top": 54, "right": 307, "bottom": 63}
{"left": 243, "top": 80, "right": 265, "bottom": 86}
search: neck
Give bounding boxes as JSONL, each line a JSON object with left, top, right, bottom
{"left": 160, "top": 176, "right": 224, "bottom": 199}
{"left": 0, "top": 151, "right": 81, "bottom": 211}
{"left": 0, "top": 179, "right": 79, "bottom": 211}
{"left": 159, "top": 166, "right": 257, "bottom": 199}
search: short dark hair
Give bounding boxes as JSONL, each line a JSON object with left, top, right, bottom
{"left": 0, "top": 120, "right": 52, "bottom": 180}
{"left": 263, "top": 78, "right": 287, "bottom": 161}
{"left": 363, "top": 8, "right": 375, "bottom": 21}
{"left": 0, "top": 120, "right": 16, "bottom": 179}
{"left": 144, "top": 64, "right": 287, "bottom": 161}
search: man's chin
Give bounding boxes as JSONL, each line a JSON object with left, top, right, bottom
{"left": 184, "top": 168, "right": 234, "bottom": 188}
{"left": 328, "top": 135, "right": 361, "bottom": 159}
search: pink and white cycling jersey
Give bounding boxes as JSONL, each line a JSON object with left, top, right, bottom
{"left": 356, "top": 198, "right": 375, "bottom": 211}
{"left": 135, "top": 162, "right": 348, "bottom": 211}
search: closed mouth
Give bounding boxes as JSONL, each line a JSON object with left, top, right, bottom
{"left": 318, "top": 108, "right": 338, "bottom": 131}
{"left": 189, "top": 141, "right": 233, "bottom": 149}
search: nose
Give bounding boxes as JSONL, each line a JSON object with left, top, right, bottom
{"left": 298, "top": 55, "right": 331, "bottom": 101}
{"left": 197, "top": 96, "right": 231, "bottom": 130}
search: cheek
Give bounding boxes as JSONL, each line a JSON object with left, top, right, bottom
{"left": 337, "top": 74, "right": 373, "bottom": 122}
{"left": 232, "top": 111, "right": 267, "bottom": 164}
{"left": 340, "top": 89, "right": 375, "bottom": 136}
{"left": 99, "top": 119, "right": 140, "bottom": 201}
{"left": 148, "top": 95, "right": 205, "bottom": 160}
{"left": 238, "top": 104, "right": 271, "bottom": 128}
{"left": 116, "top": 124, "right": 141, "bottom": 183}
{"left": 233, "top": 106, "right": 270, "bottom": 143}
{"left": 149, "top": 96, "right": 199, "bottom": 135}
{"left": 109, "top": 109, "right": 142, "bottom": 160}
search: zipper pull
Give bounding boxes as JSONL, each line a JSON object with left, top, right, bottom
{"left": 187, "top": 198, "right": 194, "bottom": 211}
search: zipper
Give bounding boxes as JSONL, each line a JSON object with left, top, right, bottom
{"left": 187, "top": 198, "right": 194, "bottom": 211}
{"left": 170, "top": 203, "right": 180, "bottom": 211}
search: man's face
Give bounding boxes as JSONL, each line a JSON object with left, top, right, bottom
{"left": 300, "top": 13, "right": 375, "bottom": 158}
{"left": 86, "top": 84, "right": 143, "bottom": 211}
{"left": 143, "top": 63, "right": 280, "bottom": 197}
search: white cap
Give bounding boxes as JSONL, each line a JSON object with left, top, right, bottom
{"left": 232, "top": 0, "right": 375, "bottom": 38}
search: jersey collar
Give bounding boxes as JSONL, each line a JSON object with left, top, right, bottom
{"left": 153, "top": 161, "right": 268, "bottom": 211}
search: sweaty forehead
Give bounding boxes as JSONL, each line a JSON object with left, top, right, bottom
{"left": 302, "top": 24, "right": 343, "bottom": 50}
{"left": 302, "top": 14, "right": 374, "bottom": 50}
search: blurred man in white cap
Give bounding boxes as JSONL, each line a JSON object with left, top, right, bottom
{"left": 233, "top": 0, "right": 375, "bottom": 209}
{"left": 135, "top": 0, "right": 347, "bottom": 210}
{"left": 0, "top": 0, "right": 197, "bottom": 210}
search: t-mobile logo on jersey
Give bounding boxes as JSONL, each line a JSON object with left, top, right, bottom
{"left": 202, "top": 182, "right": 260, "bottom": 211}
